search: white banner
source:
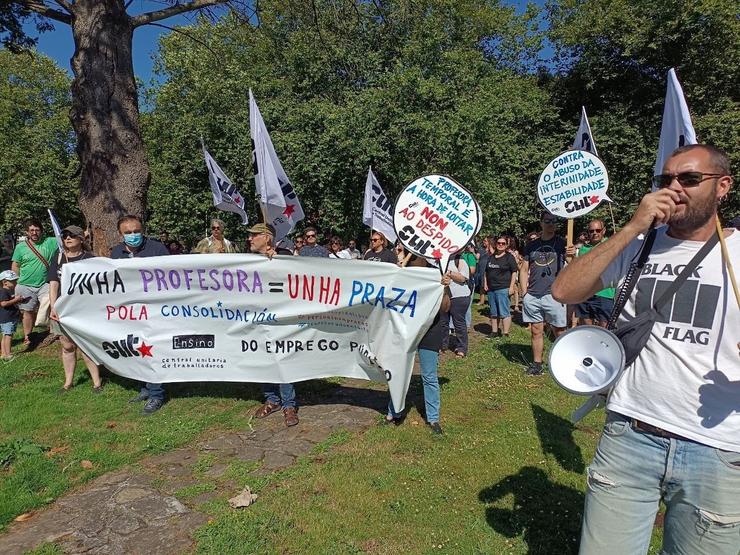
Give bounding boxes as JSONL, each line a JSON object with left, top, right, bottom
{"left": 47, "top": 208, "right": 63, "bottom": 251}
{"left": 249, "top": 90, "right": 305, "bottom": 241}
{"left": 653, "top": 68, "right": 697, "bottom": 188}
{"left": 573, "top": 106, "right": 598, "bottom": 156}
{"left": 363, "top": 167, "right": 397, "bottom": 242}
{"left": 56, "top": 255, "right": 443, "bottom": 412}
{"left": 202, "top": 145, "right": 249, "bottom": 224}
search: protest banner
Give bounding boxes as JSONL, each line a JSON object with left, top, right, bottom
{"left": 392, "top": 174, "right": 480, "bottom": 273}
{"left": 653, "top": 68, "right": 697, "bottom": 189}
{"left": 55, "top": 255, "right": 443, "bottom": 412}
{"left": 363, "top": 167, "right": 397, "bottom": 242}
{"left": 250, "top": 90, "right": 305, "bottom": 241}
{"left": 202, "top": 144, "right": 249, "bottom": 225}
{"left": 537, "top": 150, "right": 610, "bottom": 247}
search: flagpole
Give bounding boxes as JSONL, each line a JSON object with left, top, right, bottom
{"left": 715, "top": 216, "right": 740, "bottom": 310}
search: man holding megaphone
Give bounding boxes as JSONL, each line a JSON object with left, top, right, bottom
{"left": 552, "top": 144, "right": 739, "bottom": 555}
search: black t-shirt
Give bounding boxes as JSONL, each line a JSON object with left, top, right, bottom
{"left": 523, "top": 236, "right": 566, "bottom": 296}
{"left": 485, "top": 252, "right": 518, "bottom": 291}
{"left": 47, "top": 251, "right": 95, "bottom": 283}
{"left": 418, "top": 311, "right": 444, "bottom": 351}
{"left": 363, "top": 248, "right": 397, "bottom": 264}
{"left": 0, "top": 288, "right": 19, "bottom": 324}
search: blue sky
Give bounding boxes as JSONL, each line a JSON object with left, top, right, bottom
{"left": 25, "top": 0, "right": 544, "bottom": 84}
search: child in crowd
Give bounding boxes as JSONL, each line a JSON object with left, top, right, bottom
{"left": 0, "top": 270, "right": 26, "bottom": 360}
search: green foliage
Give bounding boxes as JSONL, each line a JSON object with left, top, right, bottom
{"left": 0, "top": 49, "right": 80, "bottom": 236}
{"left": 143, "top": 1, "right": 563, "bottom": 244}
{"left": 0, "top": 437, "right": 47, "bottom": 468}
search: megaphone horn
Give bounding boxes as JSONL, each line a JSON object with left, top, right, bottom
{"left": 548, "top": 325, "right": 625, "bottom": 396}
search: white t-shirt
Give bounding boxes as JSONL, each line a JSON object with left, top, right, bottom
{"left": 448, "top": 259, "right": 470, "bottom": 299}
{"left": 601, "top": 227, "right": 740, "bottom": 451}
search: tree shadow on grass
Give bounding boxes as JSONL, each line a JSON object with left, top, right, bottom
{"left": 531, "top": 403, "right": 585, "bottom": 473}
{"left": 479, "top": 466, "right": 583, "bottom": 554}
{"left": 496, "top": 343, "right": 532, "bottom": 366}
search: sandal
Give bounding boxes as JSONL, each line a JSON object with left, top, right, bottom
{"left": 455, "top": 351, "right": 466, "bottom": 359}
{"left": 23, "top": 336, "right": 31, "bottom": 346}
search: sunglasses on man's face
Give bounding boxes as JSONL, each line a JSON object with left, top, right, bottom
{"left": 588, "top": 228, "right": 604, "bottom": 234}
{"left": 652, "top": 171, "right": 724, "bottom": 189}
{"left": 542, "top": 219, "right": 557, "bottom": 224}
{"left": 305, "top": 234, "right": 316, "bottom": 238}
{"left": 212, "top": 226, "right": 221, "bottom": 230}
{"left": 371, "top": 238, "right": 381, "bottom": 243}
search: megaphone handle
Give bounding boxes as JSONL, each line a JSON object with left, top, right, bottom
{"left": 571, "top": 394, "right": 605, "bottom": 424}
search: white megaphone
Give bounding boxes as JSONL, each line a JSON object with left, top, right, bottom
{"left": 549, "top": 325, "right": 626, "bottom": 422}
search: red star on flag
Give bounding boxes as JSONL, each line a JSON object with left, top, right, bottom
{"left": 283, "top": 204, "right": 296, "bottom": 218}
{"left": 432, "top": 249, "right": 442, "bottom": 259}
{"left": 136, "top": 342, "right": 153, "bottom": 357}
{"left": 233, "top": 195, "right": 242, "bottom": 205}
{"left": 589, "top": 195, "right": 600, "bottom": 205}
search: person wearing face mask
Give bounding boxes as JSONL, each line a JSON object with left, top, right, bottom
{"left": 111, "top": 215, "right": 170, "bottom": 414}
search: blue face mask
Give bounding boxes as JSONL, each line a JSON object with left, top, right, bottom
{"left": 123, "top": 233, "right": 144, "bottom": 248}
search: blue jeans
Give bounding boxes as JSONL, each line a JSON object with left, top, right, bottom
{"left": 580, "top": 412, "right": 740, "bottom": 555}
{"left": 143, "top": 382, "right": 165, "bottom": 401}
{"left": 388, "top": 348, "right": 440, "bottom": 423}
{"left": 487, "top": 288, "right": 511, "bottom": 318}
{"left": 262, "top": 383, "right": 296, "bottom": 409}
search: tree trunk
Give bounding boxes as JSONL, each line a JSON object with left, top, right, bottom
{"left": 70, "top": 0, "right": 149, "bottom": 256}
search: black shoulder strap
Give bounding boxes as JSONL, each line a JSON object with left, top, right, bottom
{"left": 607, "top": 228, "right": 657, "bottom": 330}
{"left": 652, "top": 233, "right": 719, "bottom": 310}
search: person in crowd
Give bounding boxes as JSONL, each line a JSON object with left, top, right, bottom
{"left": 167, "top": 240, "right": 183, "bottom": 255}
{"left": 525, "top": 231, "right": 539, "bottom": 246}
{"left": 462, "top": 243, "right": 477, "bottom": 328}
{"left": 441, "top": 253, "right": 470, "bottom": 358}
{"left": 363, "top": 232, "right": 396, "bottom": 263}
{"left": 574, "top": 231, "right": 588, "bottom": 252}
{"left": 11, "top": 218, "right": 58, "bottom": 346}
{"left": 299, "top": 227, "right": 329, "bottom": 257}
{"left": 553, "top": 144, "right": 739, "bottom": 555}
{"left": 48, "top": 225, "right": 102, "bottom": 393}
{"left": 0, "top": 270, "right": 25, "bottom": 360}
{"left": 192, "top": 218, "right": 239, "bottom": 253}
{"left": 475, "top": 236, "right": 490, "bottom": 307}
{"left": 0, "top": 235, "right": 15, "bottom": 272}
{"left": 565, "top": 218, "right": 615, "bottom": 327}
{"left": 328, "top": 236, "right": 350, "bottom": 259}
{"left": 519, "top": 211, "right": 567, "bottom": 376}
{"left": 249, "top": 222, "right": 300, "bottom": 427}
{"left": 483, "top": 236, "right": 518, "bottom": 338}
{"left": 292, "top": 235, "right": 304, "bottom": 255}
{"left": 394, "top": 242, "right": 405, "bottom": 264}
{"left": 159, "top": 231, "right": 170, "bottom": 245}
{"left": 386, "top": 255, "right": 451, "bottom": 434}
{"left": 111, "top": 215, "right": 170, "bottom": 414}
{"left": 507, "top": 236, "right": 523, "bottom": 312}
{"left": 340, "top": 238, "right": 361, "bottom": 260}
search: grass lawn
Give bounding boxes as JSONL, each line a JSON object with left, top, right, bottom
{"left": 0, "top": 305, "right": 663, "bottom": 553}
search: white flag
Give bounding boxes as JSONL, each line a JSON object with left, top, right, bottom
{"left": 572, "top": 106, "right": 598, "bottom": 156}
{"left": 202, "top": 144, "right": 249, "bottom": 225}
{"left": 362, "top": 167, "right": 397, "bottom": 243}
{"left": 47, "top": 208, "right": 63, "bottom": 251}
{"left": 653, "top": 68, "right": 697, "bottom": 188}
{"left": 249, "top": 90, "right": 304, "bottom": 242}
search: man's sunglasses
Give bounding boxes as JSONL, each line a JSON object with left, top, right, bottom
{"left": 542, "top": 218, "right": 557, "bottom": 224}
{"left": 652, "top": 172, "right": 725, "bottom": 189}
{"left": 305, "top": 233, "right": 316, "bottom": 238}
{"left": 371, "top": 238, "right": 381, "bottom": 242}
{"left": 588, "top": 228, "right": 603, "bottom": 234}
{"left": 211, "top": 226, "right": 221, "bottom": 230}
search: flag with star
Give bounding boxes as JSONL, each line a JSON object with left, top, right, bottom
{"left": 653, "top": 68, "right": 697, "bottom": 191}
{"left": 572, "top": 106, "right": 598, "bottom": 156}
{"left": 249, "top": 89, "right": 305, "bottom": 241}
{"left": 362, "top": 167, "right": 397, "bottom": 243}
{"left": 202, "top": 141, "right": 249, "bottom": 224}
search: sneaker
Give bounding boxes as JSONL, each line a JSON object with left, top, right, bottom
{"left": 525, "top": 362, "right": 544, "bottom": 376}
{"left": 427, "top": 422, "right": 443, "bottom": 435}
{"left": 129, "top": 391, "right": 149, "bottom": 403}
{"left": 142, "top": 398, "right": 164, "bottom": 415}
{"left": 283, "top": 407, "right": 299, "bottom": 427}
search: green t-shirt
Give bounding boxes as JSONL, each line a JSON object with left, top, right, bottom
{"left": 11, "top": 237, "right": 58, "bottom": 287}
{"left": 578, "top": 240, "right": 615, "bottom": 299}
{"left": 462, "top": 251, "right": 477, "bottom": 272}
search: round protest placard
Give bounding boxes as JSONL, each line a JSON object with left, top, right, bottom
{"left": 537, "top": 150, "right": 610, "bottom": 219}
{"left": 393, "top": 174, "right": 480, "bottom": 273}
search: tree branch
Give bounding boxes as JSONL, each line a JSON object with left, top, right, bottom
{"left": 142, "top": 22, "right": 220, "bottom": 58}
{"left": 52, "top": 0, "right": 73, "bottom": 13}
{"left": 130, "top": 0, "right": 227, "bottom": 28}
{"left": 19, "top": 0, "right": 72, "bottom": 24}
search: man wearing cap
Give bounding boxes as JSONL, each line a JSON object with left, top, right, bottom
{"left": 519, "top": 211, "right": 567, "bottom": 376}
{"left": 111, "top": 215, "right": 170, "bottom": 414}
{"left": 11, "top": 218, "right": 58, "bottom": 346}
{"left": 248, "top": 223, "right": 299, "bottom": 426}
